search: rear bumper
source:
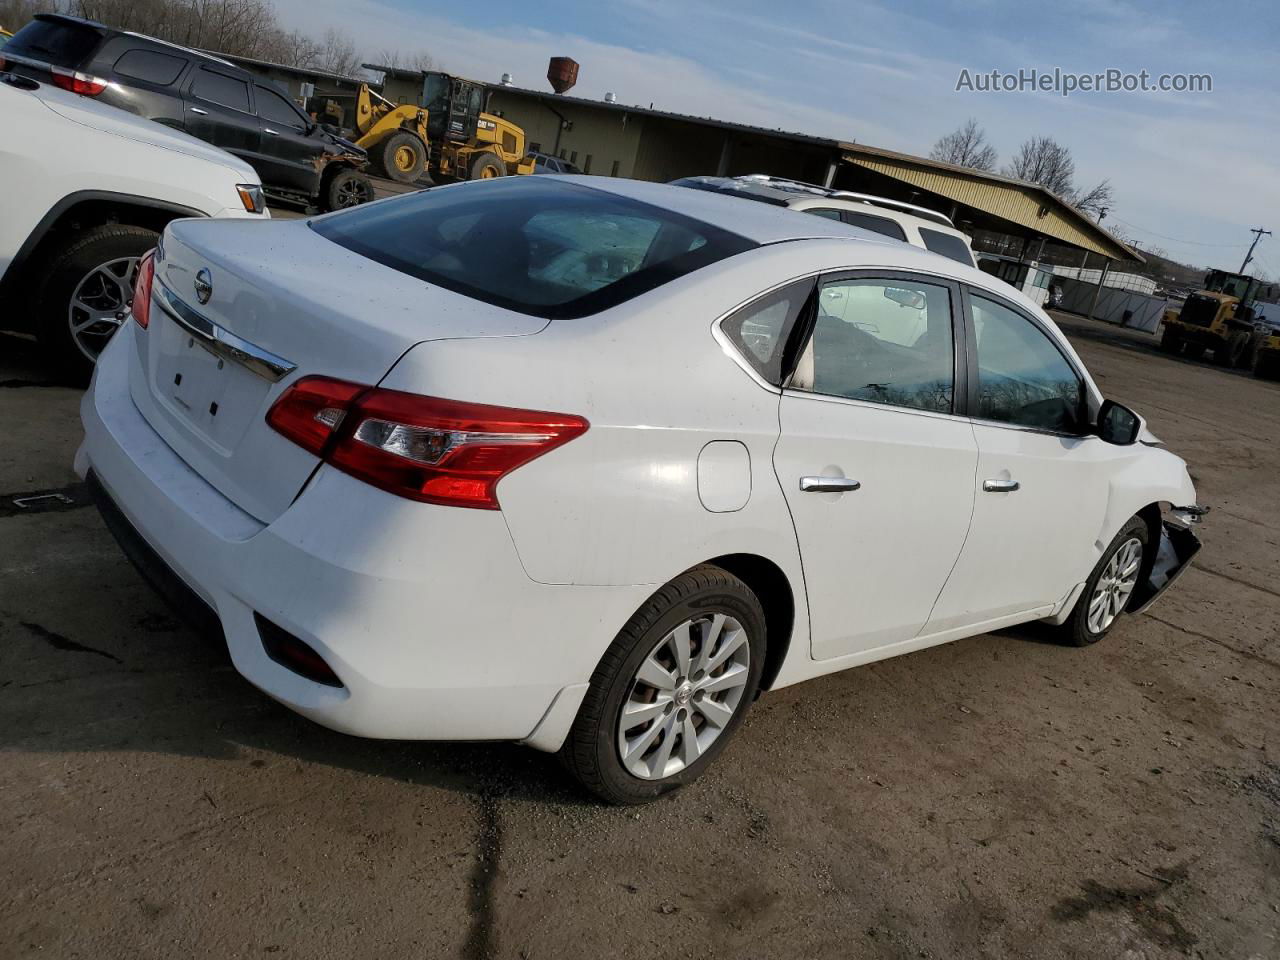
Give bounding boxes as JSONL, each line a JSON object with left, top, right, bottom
{"left": 77, "top": 326, "right": 645, "bottom": 747}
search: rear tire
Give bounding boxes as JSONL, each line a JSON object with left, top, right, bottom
{"left": 1183, "top": 344, "right": 1206, "bottom": 360}
{"left": 1159, "top": 326, "right": 1183, "bottom": 355}
{"left": 560, "top": 565, "right": 767, "bottom": 805}
{"left": 35, "top": 224, "right": 158, "bottom": 384}
{"left": 469, "top": 153, "right": 505, "bottom": 180}
{"left": 1059, "top": 516, "right": 1150, "bottom": 647}
{"left": 377, "top": 132, "right": 425, "bottom": 183}
{"left": 1256, "top": 353, "right": 1280, "bottom": 381}
{"left": 322, "top": 168, "right": 374, "bottom": 211}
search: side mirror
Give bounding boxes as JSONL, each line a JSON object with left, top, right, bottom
{"left": 1097, "top": 399, "right": 1141, "bottom": 445}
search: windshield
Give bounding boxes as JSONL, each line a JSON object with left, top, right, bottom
{"left": 311, "top": 178, "right": 756, "bottom": 318}
{"left": 1205, "top": 271, "right": 1252, "bottom": 298}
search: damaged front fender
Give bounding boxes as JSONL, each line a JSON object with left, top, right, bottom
{"left": 1131, "top": 506, "right": 1207, "bottom": 615}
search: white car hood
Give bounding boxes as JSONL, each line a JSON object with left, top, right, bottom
{"left": 36, "top": 87, "right": 258, "bottom": 182}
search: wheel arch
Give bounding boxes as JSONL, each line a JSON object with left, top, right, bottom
{"left": 1, "top": 191, "right": 203, "bottom": 322}
{"left": 702, "top": 552, "right": 795, "bottom": 692}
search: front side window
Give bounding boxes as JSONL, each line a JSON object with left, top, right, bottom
{"left": 920, "top": 228, "right": 975, "bottom": 266}
{"left": 311, "top": 177, "right": 756, "bottom": 318}
{"left": 790, "top": 277, "right": 954, "bottom": 414}
{"left": 190, "top": 67, "right": 250, "bottom": 112}
{"left": 970, "top": 294, "right": 1084, "bottom": 432}
{"left": 721, "top": 280, "right": 814, "bottom": 385}
{"left": 256, "top": 85, "right": 306, "bottom": 129}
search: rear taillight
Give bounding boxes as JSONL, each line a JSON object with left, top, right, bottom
{"left": 49, "top": 65, "right": 107, "bottom": 95}
{"left": 267, "top": 376, "right": 588, "bottom": 509}
{"left": 131, "top": 251, "right": 156, "bottom": 329}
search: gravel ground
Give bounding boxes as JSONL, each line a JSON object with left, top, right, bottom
{"left": 1, "top": 312, "right": 1278, "bottom": 959}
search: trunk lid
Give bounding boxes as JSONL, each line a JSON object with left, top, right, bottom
{"left": 132, "top": 217, "right": 549, "bottom": 523}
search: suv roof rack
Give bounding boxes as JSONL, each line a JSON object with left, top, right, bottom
{"left": 680, "top": 175, "right": 962, "bottom": 230}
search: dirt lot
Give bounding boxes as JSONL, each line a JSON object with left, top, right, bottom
{"left": 1, "top": 312, "right": 1278, "bottom": 960}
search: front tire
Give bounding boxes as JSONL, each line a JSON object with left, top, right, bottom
{"left": 560, "top": 565, "right": 767, "bottom": 804}
{"left": 1217, "top": 330, "right": 1249, "bottom": 367}
{"left": 1159, "top": 326, "right": 1183, "bottom": 355}
{"left": 323, "top": 168, "right": 374, "bottom": 211}
{"left": 377, "top": 132, "right": 425, "bottom": 183}
{"left": 35, "top": 224, "right": 158, "bottom": 383}
{"left": 1060, "top": 516, "right": 1149, "bottom": 647}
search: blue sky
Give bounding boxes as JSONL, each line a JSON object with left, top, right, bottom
{"left": 279, "top": 0, "right": 1280, "bottom": 273}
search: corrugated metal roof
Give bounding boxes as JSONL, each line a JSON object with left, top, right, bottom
{"left": 842, "top": 144, "right": 1140, "bottom": 262}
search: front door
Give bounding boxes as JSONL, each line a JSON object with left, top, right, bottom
{"left": 924, "top": 290, "right": 1112, "bottom": 633}
{"left": 253, "top": 84, "right": 321, "bottom": 195}
{"left": 773, "top": 272, "right": 978, "bottom": 661}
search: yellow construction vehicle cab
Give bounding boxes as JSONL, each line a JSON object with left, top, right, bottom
{"left": 308, "top": 72, "right": 533, "bottom": 185}
{"left": 1159, "top": 269, "right": 1276, "bottom": 368}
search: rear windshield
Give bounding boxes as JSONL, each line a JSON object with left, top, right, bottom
{"left": 311, "top": 178, "right": 756, "bottom": 318}
{"left": 6, "top": 18, "right": 102, "bottom": 68}
{"left": 919, "top": 227, "right": 975, "bottom": 267}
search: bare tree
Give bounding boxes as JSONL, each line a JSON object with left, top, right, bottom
{"left": 1003, "top": 135, "right": 1076, "bottom": 197}
{"left": 0, "top": 0, "right": 45, "bottom": 32}
{"left": 1072, "top": 178, "right": 1114, "bottom": 219}
{"left": 929, "top": 118, "right": 997, "bottom": 171}
{"left": 374, "top": 47, "right": 434, "bottom": 72}
{"left": 315, "top": 28, "right": 359, "bottom": 75}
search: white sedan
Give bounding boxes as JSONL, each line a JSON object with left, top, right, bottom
{"left": 77, "top": 176, "right": 1203, "bottom": 804}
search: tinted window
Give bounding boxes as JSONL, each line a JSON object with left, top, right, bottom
{"left": 844, "top": 211, "right": 908, "bottom": 241}
{"left": 311, "top": 178, "right": 756, "bottom": 318}
{"left": 919, "top": 228, "right": 975, "bottom": 266}
{"left": 113, "top": 48, "right": 186, "bottom": 86}
{"left": 6, "top": 18, "right": 101, "bottom": 67}
{"left": 256, "top": 85, "right": 305, "bottom": 129}
{"left": 722, "top": 280, "right": 814, "bottom": 385}
{"left": 190, "top": 67, "right": 250, "bottom": 112}
{"left": 971, "top": 294, "right": 1084, "bottom": 432}
{"left": 807, "top": 208, "right": 844, "bottom": 221}
{"left": 791, "top": 277, "right": 954, "bottom": 414}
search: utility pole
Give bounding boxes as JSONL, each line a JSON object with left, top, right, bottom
{"left": 1241, "top": 227, "right": 1271, "bottom": 273}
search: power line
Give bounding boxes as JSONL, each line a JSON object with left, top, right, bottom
{"left": 1108, "top": 216, "right": 1250, "bottom": 248}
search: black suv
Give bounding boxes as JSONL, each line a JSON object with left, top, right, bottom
{"left": 2, "top": 14, "right": 373, "bottom": 210}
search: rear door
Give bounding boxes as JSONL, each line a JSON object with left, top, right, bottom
{"left": 253, "top": 83, "right": 320, "bottom": 195}
{"left": 923, "top": 289, "right": 1110, "bottom": 632}
{"left": 772, "top": 271, "right": 978, "bottom": 661}
{"left": 181, "top": 65, "right": 261, "bottom": 172}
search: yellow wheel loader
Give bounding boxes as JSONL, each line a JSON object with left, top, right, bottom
{"left": 1159, "top": 270, "right": 1277, "bottom": 368}
{"left": 308, "top": 72, "right": 534, "bottom": 185}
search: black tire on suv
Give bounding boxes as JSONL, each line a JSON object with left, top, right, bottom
{"left": 323, "top": 168, "right": 375, "bottom": 212}
{"left": 35, "top": 224, "right": 158, "bottom": 384}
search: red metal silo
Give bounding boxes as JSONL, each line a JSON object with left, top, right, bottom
{"left": 547, "top": 57, "right": 579, "bottom": 94}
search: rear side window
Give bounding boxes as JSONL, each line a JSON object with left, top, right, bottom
{"left": 256, "top": 85, "right": 306, "bottom": 129}
{"left": 113, "top": 49, "right": 186, "bottom": 86}
{"left": 189, "top": 67, "right": 250, "bottom": 113}
{"left": 311, "top": 178, "right": 757, "bottom": 319}
{"left": 919, "top": 228, "right": 975, "bottom": 266}
{"left": 844, "top": 211, "right": 908, "bottom": 242}
{"left": 6, "top": 18, "right": 101, "bottom": 67}
{"left": 721, "top": 280, "right": 814, "bottom": 385}
{"left": 807, "top": 208, "right": 845, "bottom": 221}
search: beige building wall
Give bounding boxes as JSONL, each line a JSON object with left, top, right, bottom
{"left": 487, "top": 92, "right": 647, "bottom": 176}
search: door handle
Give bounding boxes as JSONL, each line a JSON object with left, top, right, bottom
{"left": 190, "top": 107, "right": 208, "bottom": 115}
{"left": 263, "top": 127, "right": 279, "bottom": 135}
{"left": 800, "top": 476, "right": 861, "bottom": 493}
{"left": 982, "top": 479, "right": 1020, "bottom": 493}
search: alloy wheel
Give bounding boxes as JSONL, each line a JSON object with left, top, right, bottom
{"left": 616, "top": 613, "right": 751, "bottom": 780}
{"left": 1087, "top": 537, "right": 1143, "bottom": 634}
{"left": 67, "top": 256, "right": 139, "bottom": 363}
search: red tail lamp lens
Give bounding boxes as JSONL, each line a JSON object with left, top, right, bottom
{"left": 131, "top": 251, "right": 156, "bottom": 329}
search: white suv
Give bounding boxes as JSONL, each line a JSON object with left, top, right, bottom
{"left": 672, "top": 174, "right": 977, "bottom": 268}
{"left": 0, "top": 68, "right": 268, "bottom": 381}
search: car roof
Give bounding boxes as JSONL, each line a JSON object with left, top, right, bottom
{"left": 555, "top": 175, "right": 900, "bottom": 247}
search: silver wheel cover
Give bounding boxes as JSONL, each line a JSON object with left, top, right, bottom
{"left": 1087, "top": 537, "right": 1143, "bottom": 634}
{"left": 617, "top": 613, "right": 750, "bottom": 781}
{"left": 67, "top": 256, "right": 139, "bottom": 362}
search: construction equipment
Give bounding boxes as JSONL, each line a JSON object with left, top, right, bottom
{"left": 1159, "top": 269, "right": 1277, "bottom": 368}
{"left": 308, "top": 72, "right": 534, "bottom": 185}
